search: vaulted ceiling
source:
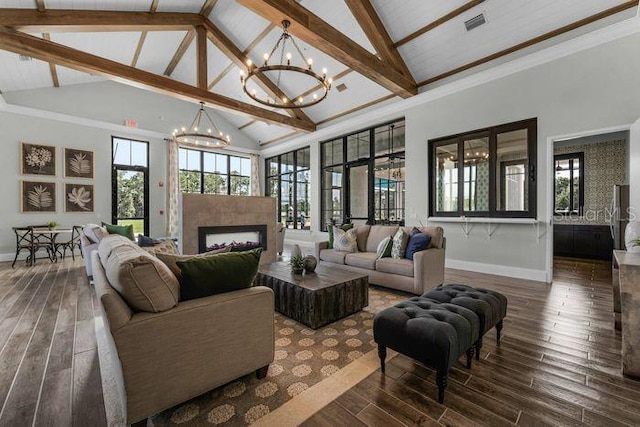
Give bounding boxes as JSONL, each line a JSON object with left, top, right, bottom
{"left": 0, "top": 0, "right": 637, "bottom": 147}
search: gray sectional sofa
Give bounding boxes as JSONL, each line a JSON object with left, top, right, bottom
{"left": 314, "top": 225, "right": 445, "bottom": 295}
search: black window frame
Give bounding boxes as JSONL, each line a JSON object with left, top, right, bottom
{"left": 428, "top": 118, "right": 537, "bottom": 218}
{"left": 554, "top": 152, "right": 585, "bottom": 215}
{"left": 265, "top": 147, "right": 311, "bottom": 230}
{"left": 178, "top": 147, "right": 251, "bottom": 196}
{"left": 111, "top": 136, "right": 150, "bottom": 236}
{"left": 320, "top": 118, "right": 406, "bottom": 229}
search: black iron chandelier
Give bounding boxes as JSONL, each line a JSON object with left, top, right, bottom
{"left": 172, "top": 102, "right": 231, "bottom": 148}
{"left": 240, "top": 20, "right": 332, "bottom": 109}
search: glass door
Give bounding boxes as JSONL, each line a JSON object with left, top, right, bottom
{"left": 112, "top": 137, "right": 149, "bottom": 236}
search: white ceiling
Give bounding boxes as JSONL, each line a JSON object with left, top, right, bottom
{"left": 0, "top": 0, "right": 636, "bottom": 147}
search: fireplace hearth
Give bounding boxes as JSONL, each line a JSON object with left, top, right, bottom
{"left": 198, "top": 225, "right": 267, "bottom": 254}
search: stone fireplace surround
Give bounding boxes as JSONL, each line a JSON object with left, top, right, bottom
{"left": 179, "top": 194, "right": 277, "bottom": 264}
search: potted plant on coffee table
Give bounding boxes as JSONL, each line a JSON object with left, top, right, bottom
{"left": 290, "top": 255, "right": 306, "bottom": 275}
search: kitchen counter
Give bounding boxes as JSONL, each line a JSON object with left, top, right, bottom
{"left": 554, "top": 224, "right": 613, "bottom": 260}
{"left": 614, "top": 250, "right": 640, "bottom": 378}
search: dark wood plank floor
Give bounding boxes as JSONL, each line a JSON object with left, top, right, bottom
{"left": 0, "top": 257, "right": 106, "bottom": 426}
{"left": 303, "top": 257, "right": 640, "bottom": 427}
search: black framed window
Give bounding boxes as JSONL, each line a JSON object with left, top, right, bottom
{"left": 178, "top": 148, "right": 250, "bottom": 196}
{"left": 265, "top": 147, "right": 311, "bottom": 230}
{"left": 112, "top": 137, "right": 149, "bottom": 236}
{"left": 429, "top": 118, "right": 537, "bottom": 218}
{"left": 554, "top": 152, "right": 584, "bottom": 215}
{"left": 321, "top": 119, "right": 405, "bottom": 229}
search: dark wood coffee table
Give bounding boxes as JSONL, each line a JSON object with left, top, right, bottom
{"left": 255, "top": 262, "right": 369, "bottom": 329}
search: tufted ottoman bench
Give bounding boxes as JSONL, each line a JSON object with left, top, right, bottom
{"left": 374, "top": 298, "right": 479, "bottom": 403}
{"left": 422, "top": 284, "right": 507, "bottom": 360}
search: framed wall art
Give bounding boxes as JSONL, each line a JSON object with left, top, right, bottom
{"left": 64, "top": 148, "right": 94, "bottom": 179}
{"left": 21, "top": 181, "right": 56, "bottom": 213}
{"left": 21, "top": 142, "right": 56, "bottom": 176}
{"left": 65, "top": 183, "right": 94, "bottom": 212}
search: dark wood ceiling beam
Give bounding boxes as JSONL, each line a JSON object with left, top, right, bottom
{"left": 202, "top": 19, "right": 312, "bottom": 123}
{"left": 237, "top": 0, "right": 417, "bottom": 98}
{"left": 0, "top": 27, "right": 315, "bottom": 131}
{"left": 196, "top": 25, "right": 207, "bottom": 89}
{"left": 164, "top": 29, "right": 195, "bottom": 76}
{"left": 200, "top": 0, "right": 219, "bottom": 18}
{"left": 131, "top": 0, "right": 160, "bottom": 67}
{"left": 394, "top": 0, "right": 486, "bottom": 48}
{"left": 417, "top": 0, "right": 640, "bottom": 87}
{"left": 35, "top": 0, "right": 45, "bottom": 12}
{"left": 344, "top": 0, "right": 413, "bottom": 80}
{"left": 0, "top": 9, "right": 203, "bottom": 32}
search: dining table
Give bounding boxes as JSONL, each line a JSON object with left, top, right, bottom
{"left": 31, "top": 227, "right": 73, "bottom": 262}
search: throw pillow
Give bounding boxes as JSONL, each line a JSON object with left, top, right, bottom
{"left": 391, "top": 229, "right": 409, "bottom": 259}
{"left": 84, "top": 224, "right": 108, "bottom": 244}
{"left": 328, "top": 223, "right": 354, "bottom": 249}
{"left": 405, "top": 232, "right": 432, "bottom": 261}
{"left": 104, "top": 223, "right": 135, "bottom": 240}
{"left": 333, "top": 226, "right": 358, "bottom": 252}
{"left": 156, "top": 246, "right": 231, "bottom": 278}
{"left": 177, "top": 249, "right": 262, "bottom": 301}
{"left": 375, "top": 236, "right": 393, "bottom": 259}
{"left": 137, "top": 235, "right": 157, "bottom": 247}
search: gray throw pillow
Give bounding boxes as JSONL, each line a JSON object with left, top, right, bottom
{"left": 391, "top": 229, "right": 408, "bottom": 259}
{"left": 333, "top": 226, "right": 358, "bottom": 252}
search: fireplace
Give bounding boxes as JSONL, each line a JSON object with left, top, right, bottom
{"left": 198, "top": 225, "right": 268, "bottom": 253}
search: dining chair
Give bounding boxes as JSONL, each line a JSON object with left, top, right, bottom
{"left": 56, "top": 225, "right": 84, "bottom": 261}
{"left": 11, "top": 226, "right": 54, "bottom": 267}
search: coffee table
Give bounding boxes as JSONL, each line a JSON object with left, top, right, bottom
{"left": 255, "top": 262, "right": 369, "bottom": 329}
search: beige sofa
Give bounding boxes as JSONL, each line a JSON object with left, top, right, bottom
{"left": 92, "top": 235, "right": 274, "bottom": 425}
{"left": 314, "top": 225, "right": 445, "bottom": 295}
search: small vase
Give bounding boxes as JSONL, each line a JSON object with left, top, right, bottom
{"left": 292, "top": 267, "right": 304, "bottom": 275}
{"left": 291, "top": 244, "right": 303, "bottom": 259}
{"left": 625, "top": 221, "right": 640, "bottom": 253}
{"left": 304, "top": 255, "right": 317, "bottom": 273}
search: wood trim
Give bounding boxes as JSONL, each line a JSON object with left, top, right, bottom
{"left": 196, "top": 25, "right": 208, "bottom": 89}
{"left": 237, "top": 0, "right": 417, "bottom": 98}
{"left": 316, "top": 94, "right": 395, "bottom": 126}
{"left": 164, "top": 29, "right": 195, "bottom": 76}
{"left": 35, "top": 0, "right": 45, "bottom": 12}
{"left": 41, "top": 33, "right": 59, "bottom": 87}
{"left": 393, "top": 0, "right": 486, "bottom": 47}
{"left": 344, "top": 0, "right": 413, "bottom": 80}
{"left": 207, "top": 23, "right": 275, "bottom": 90}
{"left": 130, "top": 31, "right": 147, "bottom": 67}
{"left": 0, "top": 27, "right": 315, "bottom": 131}
{"left": 260, "top": 130, "right": 301, "bottom": 146}
{"left": 203, "top": 19, "right": 313, "bottom": 122}
{"left": 0, "top": 9, "right": 204, "bottom": 32}
{"left": 150, "top": 0, "right": 160, "bottom": 13}
{"left": 417, "top": 0, "right": 640, "bottom": 87}
{"left": 238, "top": 121, "right": 256, "bottom": 130}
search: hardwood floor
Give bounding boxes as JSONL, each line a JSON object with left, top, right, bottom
{"left": 303, "top": 257, "right": 640, "bottom": 427}
{"left": 0, "top": 257, "right": 106, "bottom": 426}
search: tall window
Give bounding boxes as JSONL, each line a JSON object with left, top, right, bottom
{"left": 429, "top": 118, "right": 537, "bottom": 218}
{"left": 321, "top": 119, "right": 405, "bottom": 229}
{"left": 554, "top": 152, "right": 584, "bottom": 214}
{"left": 112, "top": 137, "right": 149, "bottom": 236}
{"left": 178, "top": 148, "right": 251, "bottom": 196}
{"left": 266, "top": 147, "right": 311, "bottom": 230}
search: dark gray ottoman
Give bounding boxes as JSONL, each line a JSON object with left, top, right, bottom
{"left": 422, "top": 284, "right": 508, "bottom": 359}
{"left": 374, "top": 298, "right": 479, "bottom": 403}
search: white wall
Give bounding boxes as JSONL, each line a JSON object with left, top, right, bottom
{"left": 268, "top": 29, "right": 640, "bottom": 281}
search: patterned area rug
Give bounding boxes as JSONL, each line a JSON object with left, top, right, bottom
{"left": 149, "top": 286, "right": 409, "bottom": 426}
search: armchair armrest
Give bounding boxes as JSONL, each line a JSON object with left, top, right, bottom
{"left": 413, "top": 247, "right": 445, "bottom": 294}
{"left": 314, "top": 241, "right": 329, "bottom": 260}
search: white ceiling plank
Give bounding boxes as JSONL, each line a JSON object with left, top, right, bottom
{"left": 208, "top": 0, "right": 272, "bottom": 51}
{"left": 0, "top": 50, "right": 53, "bottom": 92}
{"left": 45, "top": 0, "right": 151, "bottom": 11}
{"left": 135, "top": 31, "right": 188, "bottom": 75}
{"left": 152, "top": 0, "right": 203, "bottom": 13}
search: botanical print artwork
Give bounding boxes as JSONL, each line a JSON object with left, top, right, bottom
{"left": 65, "top": 183, "right": 94, "bottom": 212}
{"left": 21, "top": 143, "right": 56, "bottom": 176}
{"left": 21, "top": 181, "right": 56, "bottom": 213}
{"left": 64, "top": 148, "right": 94, "bottom": 179}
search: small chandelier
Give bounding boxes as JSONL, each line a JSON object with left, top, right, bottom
{"left": 240, "top": 20, "right": 332, "bottom": 109}
{"left": 172, "top": 102, "right": 231, "bottom": 148}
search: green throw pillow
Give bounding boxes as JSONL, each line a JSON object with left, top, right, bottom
{"left": 104, "top": 223, "right": 135, "bottom": 240}
{"left": 177, "top": 249, "right": 262, "bottom": 301}
{"left": 327, "top": 223, "right": 353, "bottom": 249}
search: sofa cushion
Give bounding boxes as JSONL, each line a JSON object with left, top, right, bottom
{"left": 333, "top": 227, "right": 358, "bottom": 252}
{"left": 376, "top": 257, "right": 414, "bottom": 277}
{"left": 391, "top": 229, "right": 409, "bottom": 259}
{"left": 355, "top": 225, "right": 370, "bottom": 252}
{"left": 99, "top": 237, "right": 180, "bottom": 312}
{"left": 84, "top": 223, "right": 108, "bottom": 244}
{"left": 177, "top": 249, "right": 261, "bottom": 301}
{"left": 319, "top": 249, "right": 347, "bottom": 264}
{"left": 345, "top": 252, "right": 378, "bottom": 269}
{"left": 156, "top": 246, "right": 231, "bottom": 278}
{"left": 366, "top": 225, "right": 399, "bottom": 253}
{"left": 403, "top": 226, "right": 444, "bottom": 249}
{"left": 328, "top": 223, "right": 353, "bottom": 249}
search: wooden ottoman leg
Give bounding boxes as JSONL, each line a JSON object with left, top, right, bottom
{"left": 378, "top": 345, "right": 387, "bottom": 373}
{"left": 466, "top": 347, "right": 474, "bottom": 369}
{"left": 256, "top": 365, "right": 269, "bottom": 379}
{"left": 475, "top": 338, "right": 482, "bottom": 360}
{"left": 436, "top": 370, "right": 448, "bottom": 404}
{"left": 496, "top": 320, "right": 504, "bottom": 344}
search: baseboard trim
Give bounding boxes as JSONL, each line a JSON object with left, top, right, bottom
{"left": 446, "top": 258, "right": 549, "bottom": 283}
{"left": 0, "top": 253, "right": 15, "bottom": 262}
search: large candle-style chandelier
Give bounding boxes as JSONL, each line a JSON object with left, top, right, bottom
{"left": 172, "top": 102, "right": 231, "bottom": 148}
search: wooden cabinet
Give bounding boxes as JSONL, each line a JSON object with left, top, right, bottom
{"left": 554, "top": 224, "right": 613, "bottom": 260}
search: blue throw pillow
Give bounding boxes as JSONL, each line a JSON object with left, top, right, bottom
{"left": 405, "top": 232, "right": 432, "bottom": 260}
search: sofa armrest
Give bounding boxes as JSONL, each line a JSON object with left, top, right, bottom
{"left": 314, "top": 241, "right": 329, "bottom": 260}
{"left": 113, "top": 286, "right": 275, "bottom": 423}
{"left": 413, "top": 247, "right": 445, "bottom": 294}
